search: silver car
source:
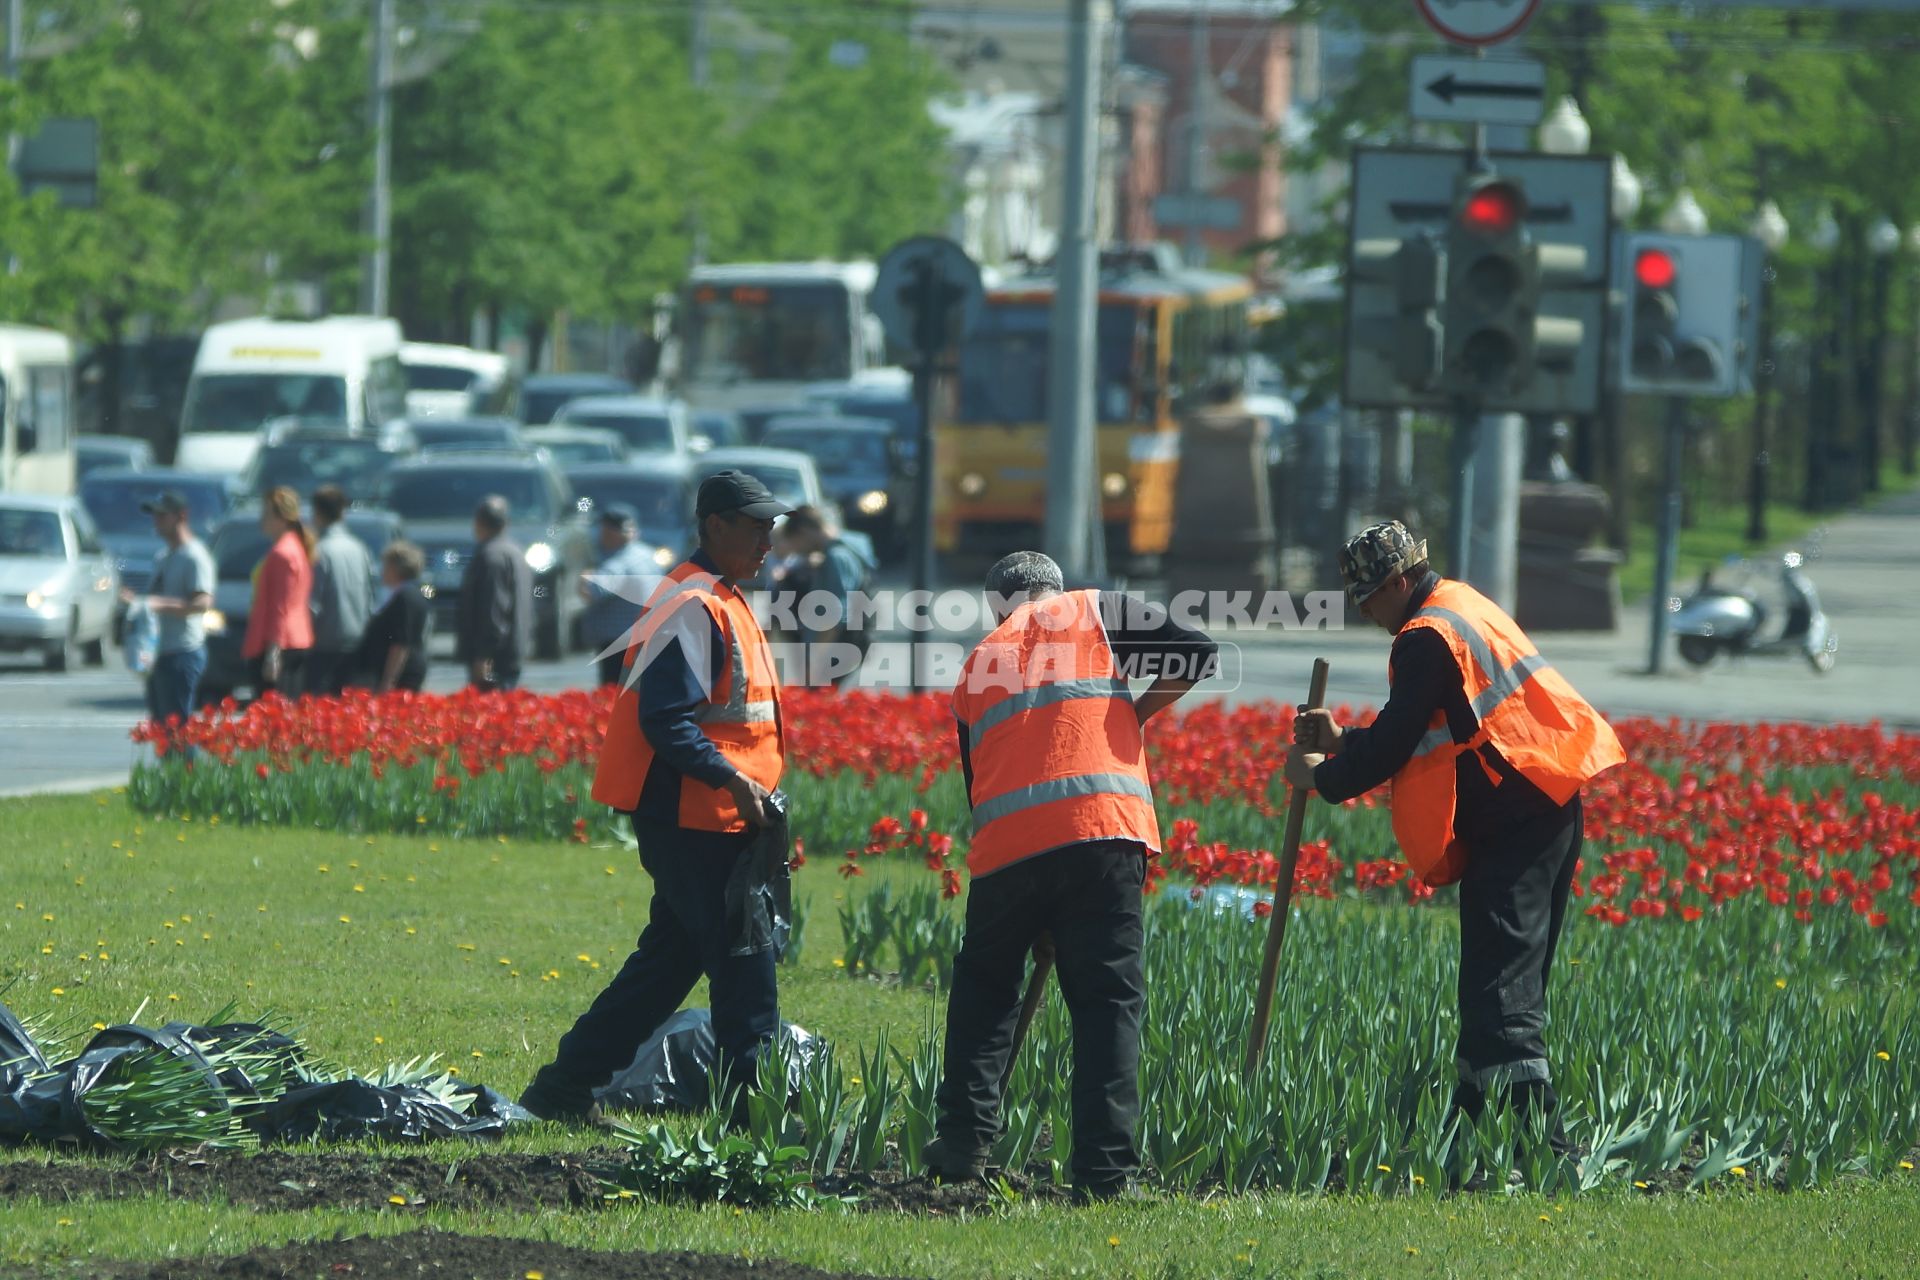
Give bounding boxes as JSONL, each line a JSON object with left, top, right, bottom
{"left": 0, "top": 495, "right": 118, "bottom": 671}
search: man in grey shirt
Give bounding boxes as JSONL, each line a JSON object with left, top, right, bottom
{"left": 120, "top": 490, "right": 216, "bottom": 732}
{"left": 455, "top": 495, "right": 532, "bottom": 690}
{"left": 307, "top": 484, "right": 374, "bottom": 696}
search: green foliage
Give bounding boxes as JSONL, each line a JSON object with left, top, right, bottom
{"left": 836, "top": 880, "right": 964, "bottom": 989}
{"left": 602, "top": 1118, "right": 822, "bottom": 1209}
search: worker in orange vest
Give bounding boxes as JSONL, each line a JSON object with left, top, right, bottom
{"left": 520, "top": 471, "right": 790, "bottom": 1123}
{"left": 924, "top": 551, "right": 1218, "bottom": 1199}
{"left": 1285, "top": 521, "right": 1623, "bottom": 1153}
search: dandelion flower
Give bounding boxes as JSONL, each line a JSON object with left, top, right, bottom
{"left": 1731, "top": 1166, "right": 1747, "bottom": 1178}
{"left": 339, "top": 916, "right": 352, "bottom": 924}
{"left": 1406, "top": 1248, "right": 1419, "bottom": 1257}
{"left": 526, "top": 1272, "right": 546, "bottom": 1280}
{"left": 50, "top": 988, "right": 65, "bottom": 996}
{"left": 1538, "top": 1214, "right": 1552, "bottom": 1223}
{"left": 1900, "top": 1161, "right": 1914, "bottom": 1171}
{"left": 1107, "top": 1236, "right": 1120, "bottom": 1248}
{"left": 1774, "top": 979, "right": 1787, "bottom": 989}
{"left": 374, "top": 1036, "right": 385, "bottom": 1045}
{"left": 1377, "top": 1164, "right": 1392, "bottom": 1173}
{"left": 388, "top": 1195, "right": 407, "bottom": 1206}
{"left": 1876, "top": 1051, "right": 1891, "bottom": 1061}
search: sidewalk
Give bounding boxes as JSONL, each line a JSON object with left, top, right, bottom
{"left": 1213, "top": 486, "right": 1920, "bottom": 728}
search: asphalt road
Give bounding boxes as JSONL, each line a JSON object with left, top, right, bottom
{"left": 3, "top": 487, "right": 1913, "bottom": 796}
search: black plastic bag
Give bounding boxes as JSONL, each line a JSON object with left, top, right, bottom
{"left": 250, "top": 1079, "right": 529, "bottom": 1143}
{"left": 594, "top": 1008, "right": 820, "bottom": 1113}
{"left": 727, "top": 789, "right": 793, "bottom": 960}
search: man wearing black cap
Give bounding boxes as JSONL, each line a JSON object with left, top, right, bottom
{"left": 580, "top": 502, "right": 659, "bottom": 687}
{"left": 521, "top": 470, "right": 793, "bottom": 1123}
{"left": 455, "top": 495, "right": 532, "bottom": 691}
{"left": 120, "top": 491, "right": 216, "bottom": 732}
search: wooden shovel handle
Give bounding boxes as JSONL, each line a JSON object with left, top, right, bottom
{"left": 1244, "top": 658, "right": 1331, "bottom": 1074}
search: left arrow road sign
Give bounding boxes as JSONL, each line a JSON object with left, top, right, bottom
{"left": 1409, "top": 55, "right": 1545, "bottom": 126}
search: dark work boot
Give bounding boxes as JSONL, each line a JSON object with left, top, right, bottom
{"left": 921, "top": 1135, "right": 987, "bottom": 1181}
{"left": 517, "top": 1071, "right": 598, "bottom": 1124}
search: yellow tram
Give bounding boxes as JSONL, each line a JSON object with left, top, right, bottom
{"left": 934, "top": 247, "right": 1253, "bottom": 562}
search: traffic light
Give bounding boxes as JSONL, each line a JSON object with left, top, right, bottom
{"left": 1442, "top": 175, "right": 1537, "bottom": 397}
{"left": 1349, "top": 232, "right": 1447, "bottom": 394}
{"left": 1620, "top": 233, "right": 1753, "bottom": 397}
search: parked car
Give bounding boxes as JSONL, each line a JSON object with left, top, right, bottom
{"left": 371, "top": 452, "right": 593, "bottom": 660}
{"left": 552, "top": 396, "right": 694, "bottom": 460}
{"left": 805, "top": 381, "right": 922, "bottom": 454}
{"left": 239, "top": 423, "right": 419, "bottom": 501}
{"left": 399, "top": 342, "right": 512, "bottom": 420}
{"left": 199, "top": 506, "right": 405, "bottom": 704}
{"left": 75, "top": 435, "right": 155, "bottom": 480}
{"left": 522, "top": 425, "right": 628, "bottom": 467}
{"left": 77, "top": 467, "right": 237, "bottom": 641}
{"left": 564, "top": 460, "right": 695, "bottom": 566}
{"left": 518, "top": 373, "right": 634, "bottom": 426}
{"left": 691, "top": 409, "right": 745, "bottom": 451}
{"left": 0, "top": 495, "right": 116, "bottom": 671}
{"left": 404, "top": 417, "right": 525, "bottom": 454}
{"left": 732, "top": 403, "right": 811, "bottom": 444}
{"left": 760, "top": 416, "right": 909, "bottom": 558}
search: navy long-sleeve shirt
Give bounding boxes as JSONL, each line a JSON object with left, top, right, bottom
{"left": 633, "top": 550, "right": 742, "bottom": 819}
{"left": 956, "top": 590, "right": 1220, "bottom": 798}
{"left": 1312, "top": 571, "right": 1559, "bottom": 849}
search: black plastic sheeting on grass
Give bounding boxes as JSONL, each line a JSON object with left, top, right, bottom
{"left": 0, "top": 1004, "right": 528, "bottom": 1150}
{"left": 594, "top": 1008, "right": 824, "bottom": 1113}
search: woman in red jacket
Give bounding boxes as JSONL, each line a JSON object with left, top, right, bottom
{"left": 242, "top": 486, "right": 316, "bottom": 697}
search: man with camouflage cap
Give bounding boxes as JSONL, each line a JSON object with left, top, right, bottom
{"left": 1284, "top": 521, "right": 1623, "bottom": 1154}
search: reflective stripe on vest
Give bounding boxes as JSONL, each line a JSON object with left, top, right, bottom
{"left": 696, "top": 623, "right": 780, "bottom": 726}
{"left": 1387, "top": 580, "right": 1623, "bottom": 887}
{"left": 953, "top": 590, "right": 1160, "bottom": 876}
{"left": 969, "top": 769, "right": 1155, "bottom": 830}
{"left": 966, "top": 677, "right": 1133, "bottom": 753}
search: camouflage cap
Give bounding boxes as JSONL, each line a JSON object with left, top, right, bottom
{"left": 1339, "top": 521, "right": 1428, "bottom": 604}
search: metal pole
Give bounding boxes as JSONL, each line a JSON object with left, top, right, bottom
{"left": 689, "top": 0, "right": 709, "bottom": 268}
{"left": 1447, "top": 404, "right": 1478, "bottom": 580}
{"left": 911, "top": 345, "right": 936, "bottom": 678}
{"left": 1044, "top": 0, "right": 1101, "bottom": 581}
{"left": 1805, "top": 260, "right": 1831, "bottom": 511}
{"left": 5, "top": 0, "right": 20, "bottom": 277}
{"left": 1864, "top": 253, "right": 1891, "bottom": 494}
{"left": 1183, "top": 0, "right": 1209, "bottom": 266}
{"left": 1746, "top": 255, "right": 1775, "bottom": 543}
{"left": 1647, "top": 397, "right": 1685, "bottom": 675}
{"left": 1906, "top": 255, "right": 1920, "bottom": 477}
{"left": 361, "top": 0, "right": 394, "bottom": 316}
{"left": 1470, "top": 412, "right": 1523, "bottom": 610}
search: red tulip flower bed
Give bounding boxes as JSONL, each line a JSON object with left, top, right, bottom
{"left": 130, "top": 688, "right": 1920, "bottom": 934}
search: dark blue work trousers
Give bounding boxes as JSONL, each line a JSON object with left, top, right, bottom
{"left": 540, "top": 816, "right": 779, "bottom": 1099}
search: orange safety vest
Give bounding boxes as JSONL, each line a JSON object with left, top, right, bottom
{"left": 1388, "top": 578, "right": 1624, "bottom": 886}
{"left": 592, "top": 559, "right": 784, "bottom": 832}
{"left": 952, "top": 589, "right": 1161, "bottom": 877}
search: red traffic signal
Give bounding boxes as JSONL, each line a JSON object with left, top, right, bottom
{"left": 1635, "top": 248, "right": 1678, "bottom": 290}
{"left": 1459, "top": 183, "right": 1522, "bottom": 236}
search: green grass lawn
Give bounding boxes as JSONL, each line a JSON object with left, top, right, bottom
{"left": 6, "top": 793, "right": 1920, "bottom": 1279}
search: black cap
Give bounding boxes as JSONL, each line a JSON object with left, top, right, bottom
{"left": 696, "top": 470, "right": 791, "bottom": 520}
{"left": 140, "top": 490, "right": 190, "bottom": 516}
{"left": 598, "top": 502, "right": 639, "bottom": 529}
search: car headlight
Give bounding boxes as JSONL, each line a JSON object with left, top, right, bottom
{"left": 25, "top": 590, "right": 44, "bottom": 611}
{"left": 524, "top": 541, "right": 556, "bottom": 572}
{"left": 652, "top": 545, "right": 675, "bottom": 568}
{"left": 856, "top": 489, "right": 889, "bottom": 516}
{"left": 1102, "top": 471, "right": 1128, "bottom": 498}
{"left": 958, "top": 472, "right": 987, "bottom": 498}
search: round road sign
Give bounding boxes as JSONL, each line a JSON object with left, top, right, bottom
{"left": 1413, "top": 0, "right": 1542, "bottom": 49}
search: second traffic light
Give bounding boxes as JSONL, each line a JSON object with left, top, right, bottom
{"left": 1620, "top": 233, "right": 1757, "bottom": 397}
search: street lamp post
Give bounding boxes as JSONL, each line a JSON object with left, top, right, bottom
{"left": 1747, "top": 201, "right": 1789, "bottom": 543}
{"left": 1806, "top": 210, "right": 1841, "bottom": 510}
{"left": 1906, "top": 222, "right": 1920, "bottom": 477}
{"left": 1601, "top": 156, "right": 1642, "bottom": 550}
{"left": 1864, "top": 216, "right": 1902, "bottom": 494}
{"left": 1662, "top": 188, "right": 1709, "bottom": 237}
{"left": 1539, "top": 97, "right": 1591, "bottom": 157}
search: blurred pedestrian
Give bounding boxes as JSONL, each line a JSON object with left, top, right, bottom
{"left": 307, "top": 484, "right": 373, "bottom": 696}
{"left": 776, "top": 505, "right": 871, "bottom": 650}
{"left": 241, "top": 485, "right": 314, "bottom": 699}
{"left": 580, "top": 503, "right": 657, "bottom": 687}
{"left": 455, "top": 494, "right": 531, "bottom": 691}
{"left": 353, "top": 540, "right": 431, "bottom": 692}
{"left": 521, "top": 470, "right": 792, "bottom": 1123}
{"left": 120, "top": 490, "right": 215, "bottom": 736}
{"left": 1285, "top": 521, "right": 1625, "bottom": 1159}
